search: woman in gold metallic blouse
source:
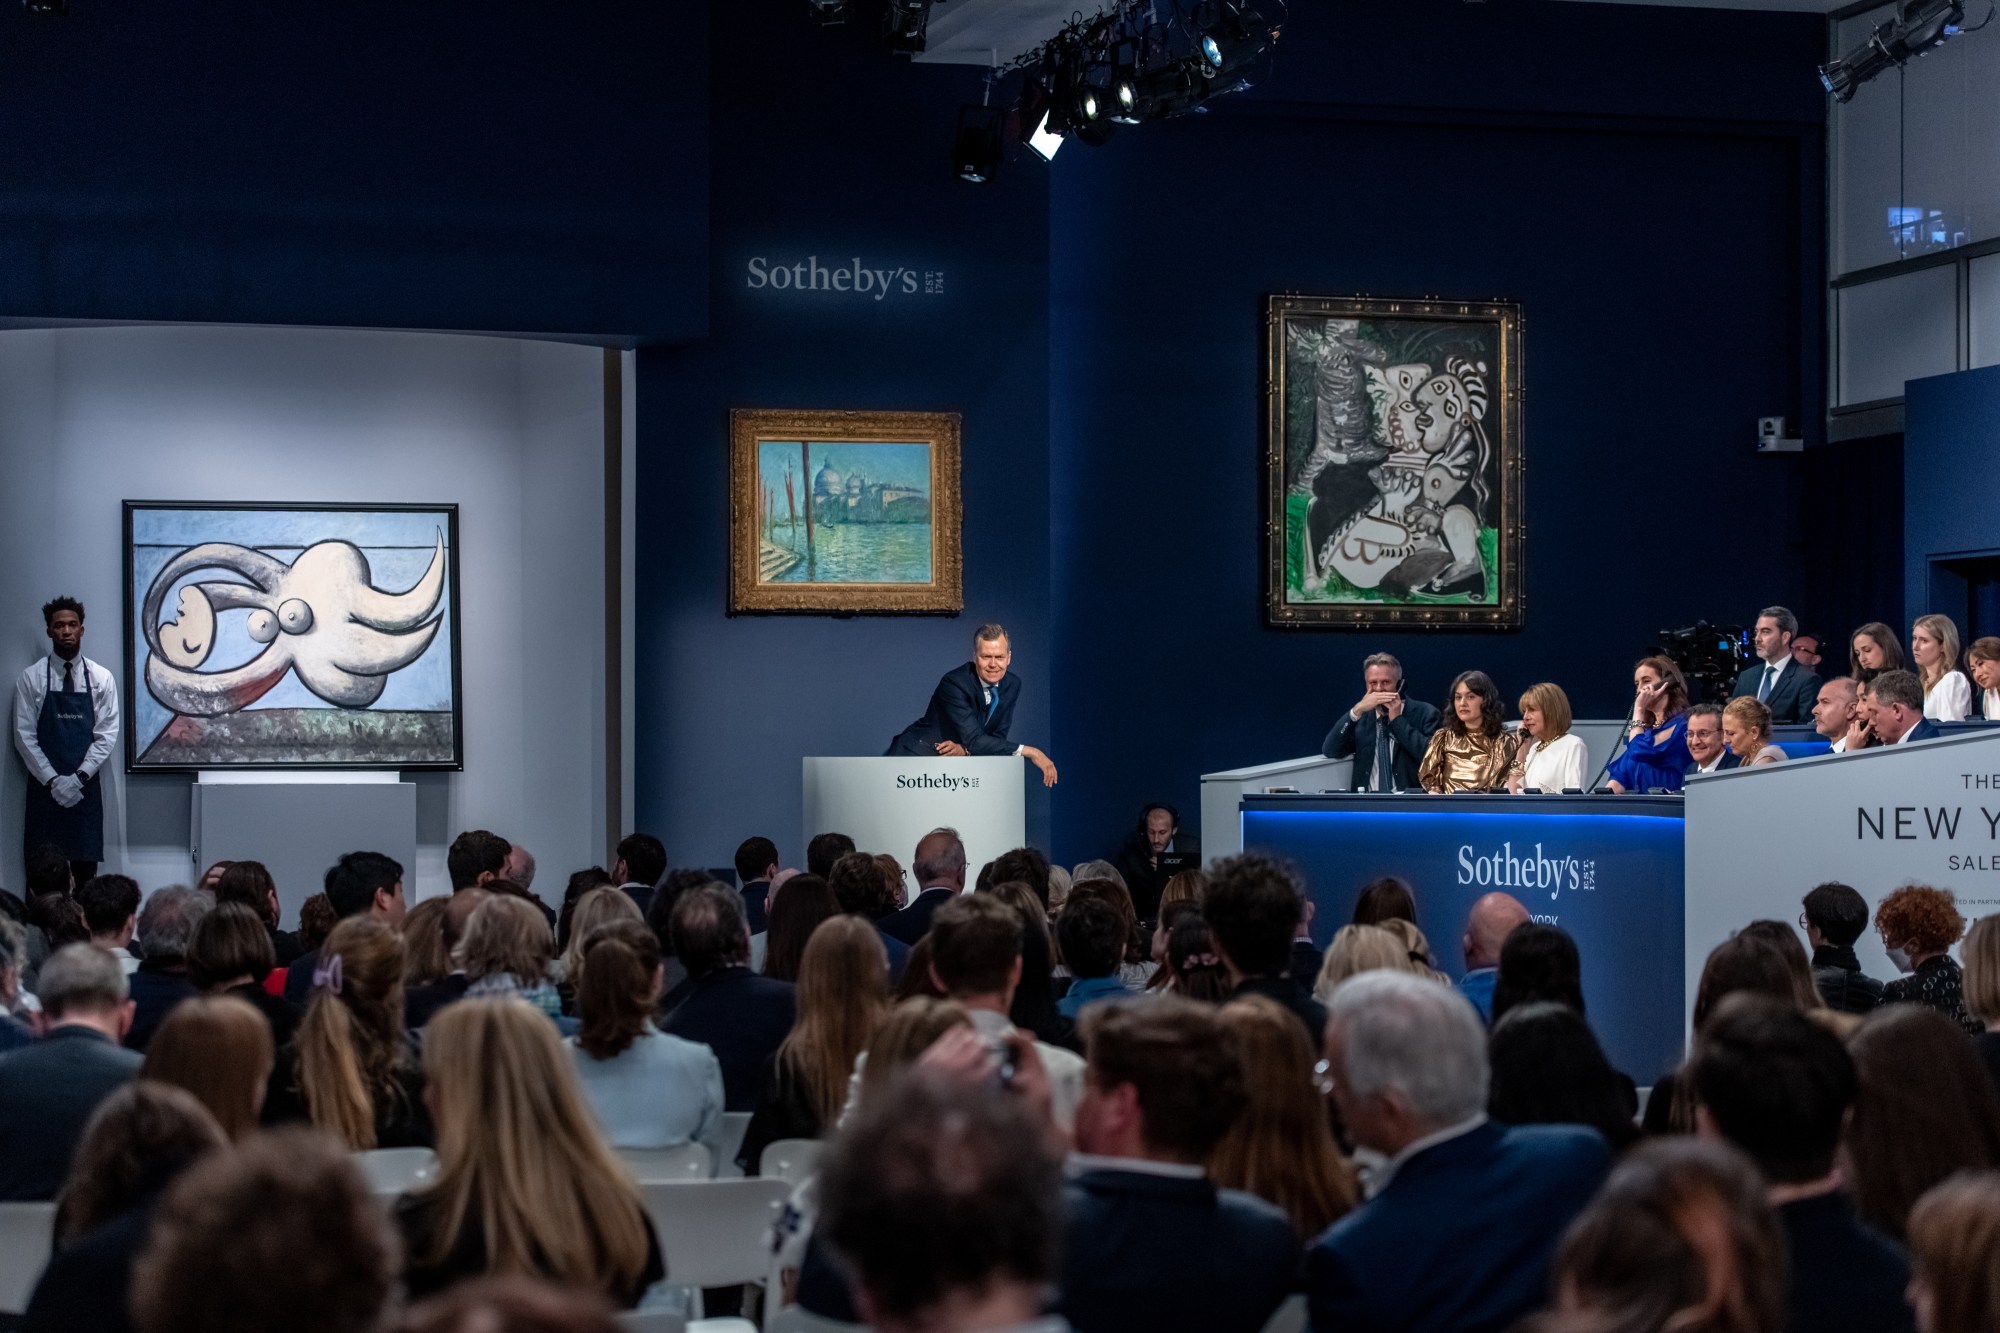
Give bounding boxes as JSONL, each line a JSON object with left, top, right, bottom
{"left": 1419, "top": 670, "right": 1517, "bottom": 793}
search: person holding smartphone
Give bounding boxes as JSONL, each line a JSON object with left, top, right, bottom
{"left": 1321, "top": 652, "right": 1442, "bottom": 792}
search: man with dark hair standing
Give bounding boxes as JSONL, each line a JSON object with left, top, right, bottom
{"left": 282, "top": 851, "right": 406, "bottom": 1003}
{"left": 734, "top": 835, "right": 780, "bottom": 934}
{"left": 1802, "top": 882, "right": 1883, "bottom": 1014}
{"left": 1322, "top": 652, "right": 1441, "bottom": 793}
{"left": 1730, "top": 605, "right": 1821, "bottom": 724}
{"left": 446, "top": 829, "right": 509, "bottom": 891}
{"left": 1689, "top": 995, "right": 1914, "bottom": 1333}
{"left": 662, "top": 882, "right": 794, "bottom": 1110}
{"left": 887, "top": 624, "right": 1058, "bottom": 787}
{"left": 879, "top": 827, "right": 965, "bottom": 945}
{"left": 1203, "top": 852, "right": 1328, "bottom": 1043}
{"left": 612, "top": 832, "right": 669, "bottom": 914}
{"left": 13, "top": 596, "right": 120, "bottom": 884}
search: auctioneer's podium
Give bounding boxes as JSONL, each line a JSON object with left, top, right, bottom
{"left": 802, "top": 757, "right": 1025, "bottom": 883}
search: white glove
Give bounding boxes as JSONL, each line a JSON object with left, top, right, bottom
{"left": 50, "top": 775, "right": 84, "bottom": 808}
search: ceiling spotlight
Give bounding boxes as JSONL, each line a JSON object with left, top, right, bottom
{"left": 1131, "top": 59, "right": 1209, "bottom": 120}
{"left": 1110, "top": 72, "right": 1141, "bottom": 123}
{"left": 21, "top": 0, "right": 69, "bottom": 13}
{"left": 1195, "top": 2, "right": 1272, "bottom": 79}
{"left": 884, "top": 0, "right": 933, "bottom": 55}
{"left": 1820, "top": 0, "right": 1966, "bottom": 101}
{"left": 954, "top": 105, "right": 1005, "bottom": 183}
{"left": 805, "top": 0, "right": 849, "bottom": 24}
{"left": 1027, "top": 111, "right": 1066, "bottom": 162}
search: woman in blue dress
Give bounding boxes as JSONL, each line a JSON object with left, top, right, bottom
{"left": 1606, "top": 656, "right": 1693, "bottom": 793}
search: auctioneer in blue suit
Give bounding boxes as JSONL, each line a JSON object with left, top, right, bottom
{"left": 887, "top": 661, "right": 1020, "bottom": 757}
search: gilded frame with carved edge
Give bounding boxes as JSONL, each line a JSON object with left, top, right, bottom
{"left": 729, "top": 408, "right": 964, "bottom": 615}
{"left": 1266, "top": 294, "right": 1524, "bottom": 629}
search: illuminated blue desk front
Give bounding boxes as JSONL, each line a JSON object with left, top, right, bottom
{"left": 1240, "top": 792, "right": 1685, "bottom": 1082}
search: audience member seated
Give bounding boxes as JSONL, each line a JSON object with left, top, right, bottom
{"left": 1490, "top": 921, "right": 1586, "bottom": 1024}
{"left": 1056, "top": 894, "right": 1132, "bottom": 1019}
{"left": 828, "top": 851, "right": 914, "bottom": 977}
{"left": 126, "top": 885, "right": 212, "bottom": 1052}
{"left": 397, "top": 998, "right": 665, "bottom": 1306}
{"left": 740, "top": 914, "right": 887, "bottom": 1172}
{"left": 296, "top": 891, "right": 336, "bottom": 957}
{"left": 212, "top": 859, "right": 303, "bottom": 967}
{"left": 131, "top": 1127, "right": 399, "bottom": 1333}
{"left": 141, "top": 995, "right": 273, "bottom": 1140}
{"left": 1379, "top": 917, "right": 1447, "bottom": 982}
{"left": 1605, "top": 656, "right": 1692, "bottom": 793}
{"left": 1907, "top": 1172, "right": 2000, "bottom": 1333}
{"left": 1509, "top": 682, "right": 1588, "bottom": 792}
{"left": 977, "top": 878, "right": 1068, "bottom": 1047}
{"left": 734, "top": 834, "right": 780, "bottom": 934}
{"left": 817, "top": 1072, "right": 1062, "bottom": 1333}
{"left": 1688, "top": 995, "right": 1915, "bottom": 1333}
{"left": 402, "top": 896, "right": 452, "bottom": 982}
{"left": 1313, "top": 923, "right": 1411, "bottom": 1003}
{"left": 0, "top": 943, "right": 141, "bottom": 1199}
{"left": 988, "top": 845, "right": 1056, "bottom": 910}
{"left": 1057, "top": 997, "right": 1301, "bottom": 1333}
{"left": 1065, "top": 875, "right": 1155, "bottom": 990}
{"left": 1846, "top": 1004, "right": 2000, "bottom": 1240}
{"left": 1157, "top": 909, "right": 1232, "bottom": 1003}
{"left": 1488, "top": 1003, "right": 1639, "bottom": 1151}
{"left": 79, "top": 873, "right": 141, "bottom": 973}
{"left": 1793, "top": 629, "right": 1824, "bottom": 671}
{"left": 565, "top": 918, "right": 725, "bottom": 1160}
{"left": 879, "top": 827, "right": 967, "bottom": 945}
{"left": 1205, "top": 853, "right": 1328, "bottom": 1043}
{"left": 24, "top": 1082, "right": 226, "bottom": 1333}
{"left": 1814, "top": 676, "right": 1872, "bottom": 753}
{"left": 1517, "top": 1138, "right": 1783, "bottom": 1333}
{"left": 1290, "top": 899, "right": 1323, "bottom": 991}
{"left": 1352, "top": 874, "right": 1417, "bottom": 927}
{"left": 1964, "top": 915, "right": 2000, "bottom": 1096}
{"left": 761, "top": 872, "right": 839, "bottom": 983}
{"left": 1730, "top": 604, "right": 1822, "bottom": 724}
{"left": 550, "top": 886, "right": 641, "bottom": 1015}
{"left": 1308, "top": 970, "right": 1612, "bottom": 1333}
{"left": 1969, "top": 636, "right": 2000, "bottom": 721}
{"left": 406, "top": 887, "right": 488, "bottom": 1030}
{"left": 0, "top": 916, "right": 33, "bottom": 1051}
{"left": 187, "top": 901, "right": 303, "bottom": 1048}
{"left": 1682, "top": 703, "right": 1734, "bottom": 776}
{"left": 611, "top": 833, "right": 668, "bottom": 915}
{"left": 1323, "top": 651, "right": 1443, "bottom": 793}
{"left": 458, "top": 894, "right": 567, "bottom": 1025}
{"left": 394, "top": 1276, "right": 626, "bottom": 1333}
{"left": 1112, "top": 802, "right": 1198, "bottom": 923}
{"left": 1455, "top": 891, "right": 1529, "bottom": 1022}
{"left": 1071, "top": 858, "right": 1126, "bottom": 893}
{"left": 265, "top": 916, "right": 432, "bottom": 1149}
{"left": 806, "top": 830, "right": 857, "bottom": 880}
{"left": 1212, "top": 994, "right": 1360, "bottom": 1240}
{"left": 554, "top": 866, "right": 614, "bottom": 955}
{"left": 1864, "top": 668, "right": 1941, "bottom": 746}
{"left": 1736, "top": 918, "right": 1824, "bottom": 1010}
{"left": 283, "top": 851, "right": 406, "bottom": 1003}
{"left": 447, "top": 827, "right": 511, "bottom": 895}
{"left": 1876, "top": 884, "right": 1976, "bottom": 1032}
{"left": 1418, "top": 669, "right": 1516, "bottom": 792}
{"left": 1722, "top": 696, "right": 1786, "bottom": 766}
{"left": 1851, "top": 621, "right": 1907, "bottom": 684}
{"left": 1646, "top": 932, "right": 1804, "bottom": 1135}
{"left": 1913, "top": 613, "right": 1973, "bottom": 721}
{"left": 662, "top": 881, "right": 796, "bottom": 1111}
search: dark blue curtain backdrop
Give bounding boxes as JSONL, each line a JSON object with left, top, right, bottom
{"left": 1905, "top": 366, "right": 2000, "bottom": 631}
{"left": 0, "top": 2, "right": 706, "bottom": 338}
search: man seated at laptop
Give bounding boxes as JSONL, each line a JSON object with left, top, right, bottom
{"left": 1114, "top": 802, "right": 1199, "bottom": 923}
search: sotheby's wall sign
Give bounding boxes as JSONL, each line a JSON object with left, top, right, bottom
{"left": 745, "top": 256, "right": 947, "bottom": 300}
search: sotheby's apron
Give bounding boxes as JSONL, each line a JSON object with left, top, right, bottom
{"left": 24, "top": 658, "right": 103, "bottom": 860}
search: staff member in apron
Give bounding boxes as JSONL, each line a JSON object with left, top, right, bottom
{"left": 12, "top": 596, "right": 119, "bottom": 884}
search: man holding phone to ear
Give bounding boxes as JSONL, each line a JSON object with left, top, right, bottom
{"left": 1321, "top": 652, "right": 1441, "bottom": 792}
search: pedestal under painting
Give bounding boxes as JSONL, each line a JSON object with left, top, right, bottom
{"left": 1268, "top": 295, "right": 1523, "bottom": 629}
{"left": 124, "top": 502, "right": 462, "bottom": 769}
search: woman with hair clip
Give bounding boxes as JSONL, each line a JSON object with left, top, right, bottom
{"left": 1913, "top": 613, "right": 1972, "bottom": 721}
{"left": 1418, "top": 671, "right": 1516, "bottom": 793}
{"left": 1605, "top": 656, "right": 1693, "bottom": 793}
{"left": 263, "top": 916, "right": 432, "bottom": 1149}
{"left": 739, "top": 916, "right": 889, "bottom": 1174}
{"left": 1850, "top": 621, "right": 1906, "bottom": 685}
{"left": 397, "top": 998, "right": 665, "bottom": 1307}
{"left": 1162, "top": 912, "right": 1232, "bottom": 1003}
{"left": 565, "top": 919, "right": 724, "bottom": 1161}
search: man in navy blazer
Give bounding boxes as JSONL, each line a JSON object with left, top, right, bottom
{"left": 1868, "top": 671, "right": 1941, "bottom": 747}
{"left": 0, "top": 944, "right": 142, "bottom": 1200}
{"left": 660, "top": 882, "right": 795, "bottom": 1111}
{"left": 1322, "top": 653, "right": 1443, "bottom": 791}
{"left": 1309, "top": 971, "right": 1611, "bottom": 1333}
{"left": 879, "top": 827, "right": 966, "bottom": 946}
{"left": 887, "top": 624, "right": 1058, "bottom": 787}
{"left": 1729, "top": 606, "right": 1822, "bottom": 725}
{"left": 1060, "top": 997, "right": 1300, "bottom": 1333}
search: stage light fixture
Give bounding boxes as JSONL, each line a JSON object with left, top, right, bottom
{"left": 954, "top": 105, "right": 1005, "bottom": 182}
{"left": 1195, "top": 2, "right": 1272, "bottom": 78}
{"left": 805, "top": 0, "right": 849, "bottom": 24}
{"left": 1027, "top": 110, "right": 1066, "bottom": 161}
{"left": 21, "top": 0, "right": 69, "bottom": 13}
{"left": 1131, "top": 59, "right": 1209, "bottom": 119}
{"left": 884, "top": 0, "right": 933, "bottom": 54}
{"left": 1820, "top": 0, "right": 1967, "bottom": 101}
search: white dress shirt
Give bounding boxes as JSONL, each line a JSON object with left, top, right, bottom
{"left": 1925, "top": 670, "right": 1973, "bottom": 722}
{"left": 1518, "top": 733, "right": 1587, "bottom": 792}
{"left": 1830, "top": 736, "right": 1848, "bottom": 754}
{"left": 1984, "top": 687, "right": 2000, "bottom": 722}
{"left": 13, "top": 652, "right": 120, "bottom": 785}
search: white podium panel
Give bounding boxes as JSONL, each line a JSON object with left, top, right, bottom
{"left": 802, "top": 757, "right": 1025, "bottom": 885}
{"left": 1685, "top": 728, "right": 2000, "bottom": 1027}
{"left": 192, "top": 777, "right": 418, "bottom": 921}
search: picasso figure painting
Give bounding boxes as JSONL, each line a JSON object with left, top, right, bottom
{"left": 1267, "top": 296, "right": 1523, "bottom": 628}
{"left": 124, "top": 503, "right": 462, "bottom": 769}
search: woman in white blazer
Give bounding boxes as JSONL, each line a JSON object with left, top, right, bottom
{"left": 1508, "top": 682, "right": 1589, "bottom": 793}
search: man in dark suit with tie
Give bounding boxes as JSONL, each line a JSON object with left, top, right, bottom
{"left": 660, "top": 882, "right": 795, "bottom": 1111}
{"left": 1308, "top": 970, "right": 1611, "bottom": 1333}
{"left": 879, "top": 827, "right": 965, "bottom": 946}
{"left": 0, "top": 943, "right": 142, "bottom": 1199}
{"left": 1322, "top": 652, "right": 1443, "bottom": 791}
{"left": 887, "top": 624, "right": 1058, "bottom": 787}
{"left": 1866, "top": 670, "right": 1942, "bottom": 745}
{"left": 1730, "top": 606, "right": 1822, "bottom": 725}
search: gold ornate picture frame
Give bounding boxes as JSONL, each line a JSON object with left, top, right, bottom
{"left": 1267, "top": 295, "right": 1524, "bottom": 629}
{"left": 730, "top": 408, "right": 963, "bottom": 614}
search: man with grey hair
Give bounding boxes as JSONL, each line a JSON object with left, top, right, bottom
{"left": 127, "top": 884, "right": 213, "bottom": 1052}
{"left": 1731, "top": 604, "right": 1820, "bottom": 724}
{"left": 880, "top": 827, "right": 966, "bottom": 946}
{"left": 1322, "top": 652, "right": 1441, "bottom": 791}
{"left": 1864, "top": 669, "right": 1940, "bottom": 746}
{"left": 887, "top": 624, "right": 1059, "bottom": 788}
{"left": 1308, "top": 970, "right": 1610, "bottom": 1333}
{"left": 0, "top": 942, "right": 142, "bottom": 1198}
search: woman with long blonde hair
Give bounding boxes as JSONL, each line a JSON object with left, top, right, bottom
{"left": 553, "top": 887, "right": 642, "bottom": 1014}
{"left": 739, "top": 916, "right": 888, "bottom": 1173}
{"left": 1913, "top": 613, "right": 1972, "bottom": 721}
{"left": 142, "top": 995, "right": 274, "bottom": 1141}
{"left": 1209, "top": 995, "right": 1358, "bottom": 1239}
{"left": 397, "top": 997, "right": 663, "bottom": 1306}
{"left": 266, "top": 916, "right": 430, "bottom": 1149}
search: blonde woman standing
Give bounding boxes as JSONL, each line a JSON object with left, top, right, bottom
{"left": 1913, "top": 613, "right": 1972, "bottom": 721}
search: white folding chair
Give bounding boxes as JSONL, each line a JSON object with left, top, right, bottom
{"left": 354, "top": 1146, "right": 438, "bottom": 1195}
{"left": 639, "top": 1178, "right": 791, "bottom": 1318}
{"left": 1260, "top": 1294, "right": 1308, "bottom": 1333}
{"left": 619, "top": 1143, "right": 713, "bottom": 1181}
{"left": 756, "top": 1139, "right": 822, "bottom": 1186}
{"left": 717, "top": 1112, "right": 753, "bottom": 1178}
{"left": 0, "top": 1201, "right": 57, "bottom": 1315}
{"left": 764, "top": 1307, "right": 867, "bottom": 1333}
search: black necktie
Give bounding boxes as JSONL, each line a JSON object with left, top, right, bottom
{"left": 63, "top": 662, "right": 73, "bottom": 693}
{"left": 1375, "top": 716, "right": 1394, "bottom": 791}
